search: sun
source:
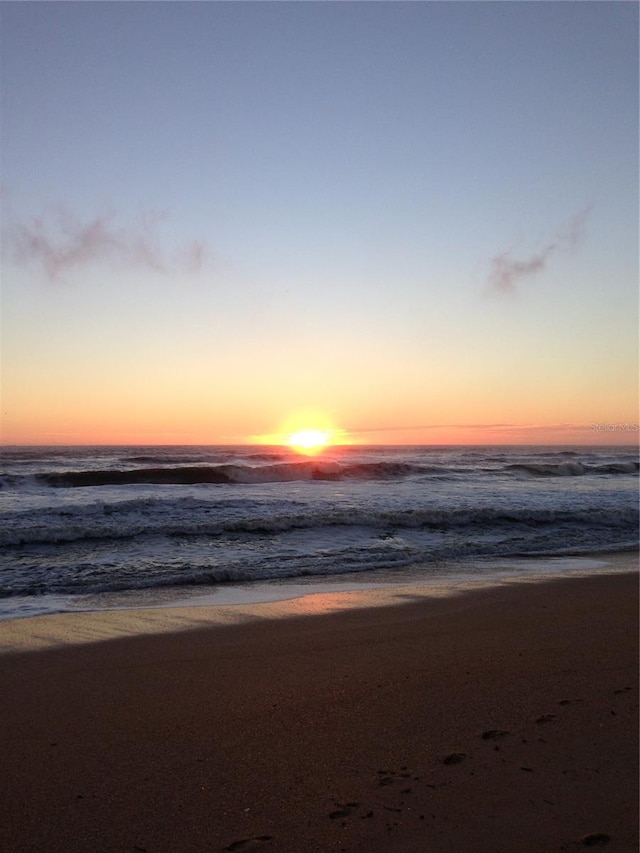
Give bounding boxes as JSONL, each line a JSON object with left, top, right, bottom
{"left": 285, "top": 428, "right": 331, "bottom": 456}
{"left": 254, "top": 410, "right": 352, "bottom": 453}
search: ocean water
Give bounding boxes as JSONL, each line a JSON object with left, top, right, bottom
{"left": 0, "top": 444, "right": 637, "bottom": 620}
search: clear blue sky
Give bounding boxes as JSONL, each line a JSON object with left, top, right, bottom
{"left": 1, "top": 1, "right": 638, "bottom": 444}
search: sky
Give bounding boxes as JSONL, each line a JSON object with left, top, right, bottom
{"left": 1, "top": 1, "right": 638, "bottom": 446}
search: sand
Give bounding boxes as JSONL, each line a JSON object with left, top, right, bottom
{"left": 0, "top": 571, "right": 637, "bottom": 852}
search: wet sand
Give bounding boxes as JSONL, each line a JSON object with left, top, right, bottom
{"left": 0, "top": 571, "right": 637, "bottom": 852}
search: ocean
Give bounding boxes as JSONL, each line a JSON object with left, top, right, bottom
{"left": 0, "top": 444, "right": 638, "bottom": 621}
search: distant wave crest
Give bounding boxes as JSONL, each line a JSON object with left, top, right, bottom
{"left": 31, "top": 460, "right": 435, "bottom": 488}
{"left": 6, "top": 456, "right": 633, "bottom": 489}
{"left": 507, "top": 460, "right": 639, "bottom": 477}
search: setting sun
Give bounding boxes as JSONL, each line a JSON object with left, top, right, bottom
{"left": 285, "top": 429, "right": 331, "bottom": 455}
{"left": 253, "top": 409, "right": 352, "bottom": 453}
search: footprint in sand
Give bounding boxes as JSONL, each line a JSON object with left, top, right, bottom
{"left": 442, "top": 752, "right": 466, "bottom": 765}
{"left": 581, "top": 832, "right": 611, "bottom": 846}
{"left": 376, "top": 767, "right": 416, "bottom": 786}
{"left": 223, "top": 836, "right": 273, "bottom": 851}
{"left": 328, "top": 802, "right": 359, "bottom": 819}
{"left": 481, "top": 729, "right": 510, "bottom": 740}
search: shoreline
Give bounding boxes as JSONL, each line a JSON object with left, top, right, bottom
{"left": 0, "top": 549, "right": 637, "bottom": 655}
{"left": 0, "top": 571, "right": 638, "bottom": 852}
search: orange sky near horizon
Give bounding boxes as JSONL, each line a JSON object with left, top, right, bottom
{"left": 2, "top": 288, "right": 637, "bottom": 446}
{"left": 2, "top": 269, "right": 637, "bottom": 448}
{"left": 1, "top": 392, "right": 638, "bottom": 447}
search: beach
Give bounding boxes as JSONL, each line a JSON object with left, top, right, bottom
{"left": 0, "top": 569, "right": 637, "bottom": 852}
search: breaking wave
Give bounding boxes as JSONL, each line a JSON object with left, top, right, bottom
{"left": 0, "top": 457, "right": 634, "bottom": 490}
{"left": 30, "top": 460, "right": 437, "bottom": 488}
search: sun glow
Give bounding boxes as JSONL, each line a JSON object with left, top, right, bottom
{"left": 285, "top": 428, "right": 331, "bottom": 455}
{"left": 253, "top": 409, "right": 353, "bottom": 453}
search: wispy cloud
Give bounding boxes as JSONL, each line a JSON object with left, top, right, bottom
{"left": 488, "top": 206, "right": 591, "bottom": 294}
{"left": 4, "top": 206, "right": 208, "bottom": 280}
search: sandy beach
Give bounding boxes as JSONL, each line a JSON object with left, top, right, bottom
{"left": 1, "top": 570, "right": 637, "bottom": 852}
